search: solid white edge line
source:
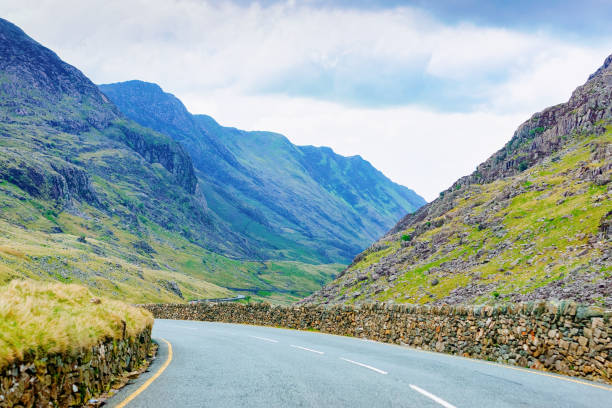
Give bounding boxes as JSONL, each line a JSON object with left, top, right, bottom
{"left": 249, "top": 335, "right": 279, "bottom": 343}
{"left": 409, "top": 384, "right": 457, "bottom": 408}
{"left": 340, "top": 358, "right": 388, "bottom": 375}
{"left": 290, "top": 345, "right": 324, "bottom": 354}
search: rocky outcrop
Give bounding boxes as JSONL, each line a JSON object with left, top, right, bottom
{"left": 143, "top": 301, "right": 612, "bottom": 383}
{"left": 112, "top": 122, "right": 198, "bottom": 194}
{"left": 462, "top": 53, "right": 611, "bottom": 188}
{"left": 50, "top": 161, "right": 99, "bottom": 204}
{"left": 0, "top": 17, "right": 198, "bottom": 195}
{"left": 392, "top": 54, "right": 612, "bottom": 235}
{"left": 600, "top": 210, "right": 612, "bottom": 241}
{"left": 158, "top": 279, "right": 184, "bottom": 299}
{"left": 305, "top": 54, "right": 612, "bottom": 307}
{"left": 0, "top": 148, "right": 97, "bottom": 204}
{"left": 0, "top": 18, "right": 118, "bottom": 132}
{"left": 0, "top": 327, "right": 151, "bottom": 407}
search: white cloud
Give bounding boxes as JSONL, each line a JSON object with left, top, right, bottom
{"left": 0, "top": 0, "right": 609, "bottom": 200}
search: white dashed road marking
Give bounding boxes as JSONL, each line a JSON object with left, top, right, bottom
{"left": 409, "top": 384, "right": 457, "bottom": 408}
{"left": 249, "top": 335, "right": 279, "bottom": 343}
{"left": 340, "top": 358, "right": 388, "bottom": 375}
{"left": 290, "top": 345, "right": 324, "bottom": 354}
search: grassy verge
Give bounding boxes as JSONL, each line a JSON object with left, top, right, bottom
{"left": 339, "top": 127, "right": 611, "bottom": 305}
{"left": 0, "top": 279, "right": 153, "bottom": 369}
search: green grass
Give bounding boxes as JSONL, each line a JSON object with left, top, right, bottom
{"left": 0, "top": 117, "right": 342, "bottom": 305}
{"left": 337, "top": 128, "right": 611, "bottom": 305}
{"left": 0, "top": 202, "right": 341, "bottom": 304}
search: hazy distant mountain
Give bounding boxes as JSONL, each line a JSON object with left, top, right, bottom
{"left": 99, "top": 81, "right": 426, "bottom": 264}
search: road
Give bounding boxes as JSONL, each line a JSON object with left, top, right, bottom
{"left": 106, "top": 319, "right": 611, "bottom": 407}
{"left": 189, "top": 295, "right": 246, "bottom": 304}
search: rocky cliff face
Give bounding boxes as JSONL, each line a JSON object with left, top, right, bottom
{"left": 98, "top": 81, "right": 426, "bottom": 264}
{"left": 0, "top": 17, "right": 254, "bottom": 257}
{"left": 303, "top": 54, "right": 612, "bottom": 308}
{"left": 0, "top": 18, "right": 196, "bottom": 194}
{"left": 110, "top": 121, "right": 197, "bottom": 194}
{"left": 0, "top": 149, "right": 96, "bottom": 204}
{"left": 0, "top": 18, "right": 117, "bottom": 132}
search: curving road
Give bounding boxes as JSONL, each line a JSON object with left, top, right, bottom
{"left": 107, "top": 319, "right": 611, "bottom": 407}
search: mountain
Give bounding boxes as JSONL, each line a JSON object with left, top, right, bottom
{"left": 98, "top": 81, "right": 426, "bottom": 264}
{"left": 0, "top": 18, "right": 420, "bottom": 304}
{"left": 302, "top": 54, "right": 612, "bottom": 308}
{"left": 0, "top": 18, "right": 341, "bottom": 304}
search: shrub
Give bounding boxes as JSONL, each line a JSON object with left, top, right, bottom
{"left": 528, "top": 126, "right": 547, "bottom": 136}
{"left": 43, "top": 209, "right": 58, "bottom": 221}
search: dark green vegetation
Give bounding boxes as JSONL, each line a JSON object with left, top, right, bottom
{"left": 304, "top": 55, "right": 612, "bottom": 307}
{"left": 0, "top": 18, "right": 415, "bottom": 304}
{"left": 98, "top": 80, "right": 425, "bottom": 263}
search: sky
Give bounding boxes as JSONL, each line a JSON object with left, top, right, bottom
{"left": 1, "top": 1, "right": 611, "bottom": 201}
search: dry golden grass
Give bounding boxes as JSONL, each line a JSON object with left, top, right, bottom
{"left": 0, "top": 263, "right": 12, "bottom": 280}
{"left": 0, "top": 246, "right": 27, "bottom": 260}
{"left": 0, "top": 279, "right": 153, "bottom": 369}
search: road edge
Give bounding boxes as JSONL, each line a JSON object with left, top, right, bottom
{"left": 108, "top": 338, "right": 173, "bottom": 408}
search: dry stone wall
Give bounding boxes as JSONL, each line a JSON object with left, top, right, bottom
{"left": 143, "top": 302, "right": 611, "bottom": 383}
{"left": 0, "top": 327, "right": 152, "bottom": 407}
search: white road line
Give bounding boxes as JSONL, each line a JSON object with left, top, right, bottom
{"left": 290, "top": 345, "right": 324, "bottom": 354}
{"left": 249, "top": 335, "right": 279, "bottom": 343}
{"left": 168, "top": 326, "right": 197, "bottom": 331}
{"left": 409, "top": 384, "right": 457, "bottom": 408}
{"left": 340, "top": 358, "right": 388, "bottom": 375}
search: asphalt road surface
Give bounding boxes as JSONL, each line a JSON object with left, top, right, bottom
{"left": 106, "top": 319, "right": 611, "bottom": 407}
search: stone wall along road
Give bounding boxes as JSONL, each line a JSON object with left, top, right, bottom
{"left": 0, "top": 328, "right": 152, "bottom": 407}
{"left": 142, "top": 301, "right": 611, "bottom": 383}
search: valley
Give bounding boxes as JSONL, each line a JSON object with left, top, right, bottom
{"left": 0, "top": 17, "right": 416, "bottom": 304}
{"left": 1, "top": 4, "right": 611, "bottom": 406}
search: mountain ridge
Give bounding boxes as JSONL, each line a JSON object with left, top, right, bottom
{"left": 99, "top": 80, "right": 426, "bottom": 264}
{"left": 0, "top": 17, "right": 420, "bottom": 304}
{"left": 303, "top": 53, "right": 612, "bottom": 307}
{"left": 0, "top": 17, "right": 286, "bottom": 302}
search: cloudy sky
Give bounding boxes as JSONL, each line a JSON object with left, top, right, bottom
{"left": 2, "top": 1, "right": 611, "bottom": 200}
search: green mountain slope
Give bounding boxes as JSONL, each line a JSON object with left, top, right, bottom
{"left": 303, "top": 54, "right": 612, "bottom": 307}
{"left": 98, "top": 81, "right": 426, "bottom": 264}
{"left": 0, "top": 18, "right": 344, "bottom": 304}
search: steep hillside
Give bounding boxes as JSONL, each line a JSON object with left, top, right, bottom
{"left": 303, "top": 54, "right": 612, "bottom": 308}
{"left": 99, "top": 81, "right": 426, "bottom": 264}
{"left": 0, "top": 18, "right": 342, "bottom": 304}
